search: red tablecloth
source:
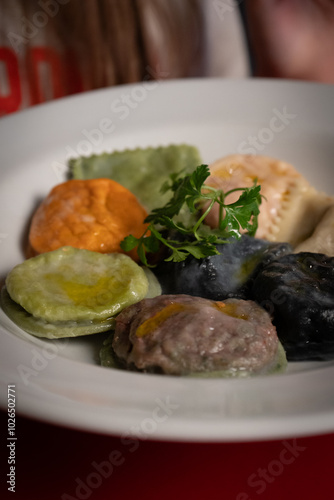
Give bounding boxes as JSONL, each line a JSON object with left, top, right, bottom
{"left": 1, "top": 410, "right": 333, "bottom": 500}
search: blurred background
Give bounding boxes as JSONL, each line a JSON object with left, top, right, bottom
{"left": 1, "top": 0, "right": 334, "bottom": 116}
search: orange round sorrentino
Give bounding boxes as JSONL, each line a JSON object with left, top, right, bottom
{"left": 28, "top": 178, "right": 148, "bottom": 260}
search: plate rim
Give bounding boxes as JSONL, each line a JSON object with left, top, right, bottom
{"left": 1, "top": 77, "right": 334, "bottom": 442}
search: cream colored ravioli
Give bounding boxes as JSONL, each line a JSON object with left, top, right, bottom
{"left": 204, "top": 154, "right": 333, "bottom": 246}
{"left": 295, "top": 204, "right": 334, "bottom": 256}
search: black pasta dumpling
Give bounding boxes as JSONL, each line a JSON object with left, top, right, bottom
{"left": 153, "top": 235, "right": 292, "bottom": 301}
{"left": 251, "top": 252, "right": 334, "bottom": 361}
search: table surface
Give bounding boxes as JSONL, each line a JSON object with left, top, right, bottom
{"left": 1, "top": 410, "right": 333, "bottom": 500}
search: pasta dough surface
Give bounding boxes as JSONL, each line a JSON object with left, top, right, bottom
{"left": 204, "top": 154, "right": 333, "bottom": 246}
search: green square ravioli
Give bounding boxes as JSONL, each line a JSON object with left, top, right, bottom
{"left": 68, "top": 144, "right": 202, "bottom": 211}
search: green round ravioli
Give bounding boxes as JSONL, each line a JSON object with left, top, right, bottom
{"left": 1, "top": 287, "right": 116, "bottom": 339}
{"left": 6, "top": 247, "right": 149, "bottom": 322}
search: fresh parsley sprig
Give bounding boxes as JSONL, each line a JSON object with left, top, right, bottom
{"left": 121, "top": 164, "right": 263, "bottom": 266}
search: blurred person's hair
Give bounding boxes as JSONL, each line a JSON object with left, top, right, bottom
{"left": 19, "top": 0, "right": 204, "bottom": 89}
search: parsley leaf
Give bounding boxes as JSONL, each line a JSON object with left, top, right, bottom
{"left": 120, "top": 164, "right": 263, "bottom": 265}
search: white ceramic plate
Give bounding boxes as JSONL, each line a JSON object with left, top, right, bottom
{"left": 1, "top": 78, "right": 334, "bottom": 442}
